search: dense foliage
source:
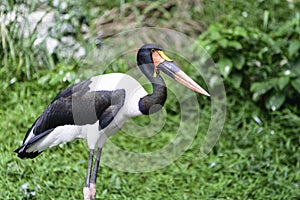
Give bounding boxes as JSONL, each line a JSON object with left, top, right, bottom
{"left": 196, "top": 0, "right": 300, "bottom": 110}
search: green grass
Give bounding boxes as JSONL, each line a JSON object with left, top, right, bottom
{"left": 1, "top": 76, "right": 299, "bottom": 199}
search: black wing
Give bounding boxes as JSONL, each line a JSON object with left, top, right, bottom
{"left": 26, "top": 78, "right": 126, "bottom": 136}
{"left": 19, "top": 79, "right": 93, "bottom": 143}
{"left": 34, "top": 88, "right": 126, "bottom": 135}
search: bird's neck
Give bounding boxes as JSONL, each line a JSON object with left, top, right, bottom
{"left": 139, "top": 74, "right": 167, "bottom": 115}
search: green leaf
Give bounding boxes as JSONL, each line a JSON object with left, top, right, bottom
{"left": 210, "top": 31, "right": 222, "bottom": 41}
{"left": 258, "top": 46, "right": 269, "bottom": 60}
{"left": 288, "top": 40, "right": 300, "bottom": 58}
{"left": 205, "top": 43, "right": 218, "bottom": 55}
{"left": 218, "top": 39, "right": 228, "bottom": 48}
{"left": 250, "top": 81, "right": 274, "bottom": 101}
{"left": 291, "top": 78, "right": 300, "bottom": 94}
{"left": 233, "top": 26, "right": 248, "bottom": 38}
{"left": 265, "top": 91, "right": 285, "bottom": 111}
{"left": 217, "top": 58, "right": 233, "bottom": 78}
{"left": 228, "top": 41, "right": 243, "bottom": 50}
{"left": 197, "top": 39, "right": 211, "bottom": 48}
{"left": 290, "top": 57, "right": 300, "bottom": 76}
{"left": 232, "top": 54, "right": 245, "bottom": 70}
{"left": 38, "top": 74, "right": 50, "bottom": 85}
{"left": 231, "top": 73, "right": 243, "bottom": 89}
{"left": 277, "top": 77, "right": 290, "bottom": 90}
{"left": 49, "top": 74, "right": 64, "bottom": 86}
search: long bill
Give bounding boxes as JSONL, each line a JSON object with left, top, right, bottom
{"left": 157, "top": 61, "right": 210, "bottom": 96}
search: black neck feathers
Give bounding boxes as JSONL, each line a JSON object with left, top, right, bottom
{"left": 138, "top": 79, "right": 167, "bottom": 115}
{"left": 137, "top": 44, "right": 167, "bottom": 115}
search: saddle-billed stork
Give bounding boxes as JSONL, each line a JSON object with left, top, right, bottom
{"left": 15, "top": 44, "right": 209, "bottom": 200}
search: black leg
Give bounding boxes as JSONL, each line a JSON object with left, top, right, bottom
{"left": 85, "top": 149, "right": 94, "bottom": 187}
{"left": 90, "top": 147, "right": 103, "bottom": 200}
{"left": 84, "top": 149, "right": 94, "bottom": 200}
{"left": 91, "top": 147, "right": 102, "bottom": 184}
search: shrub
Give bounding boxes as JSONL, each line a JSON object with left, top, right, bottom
{"left": 195, "top": 12, "right": 300, "bottom": 110}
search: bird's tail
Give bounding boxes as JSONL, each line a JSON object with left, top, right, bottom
{"left": 14, "top": 128, "right": 55, "bottom": 159}
{"left": 14, "top": 145, "right": 41, "bottom": 159}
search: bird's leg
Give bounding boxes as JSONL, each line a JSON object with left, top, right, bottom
{"left": 90, "top": 147, "right": 103, "bottom": 200}
{"left": 84, "top": 149, "right": 94, "bottom": 200}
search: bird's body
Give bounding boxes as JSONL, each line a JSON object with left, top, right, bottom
{"left": 16, "top": 73, "right": 149, "bottom": 157}
{"left": 15, "top": 44, "right": 209, "bottom": 200}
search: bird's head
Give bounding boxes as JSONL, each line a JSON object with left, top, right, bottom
{"left": 137, "top": 44, "right": 210, "bottom": 96}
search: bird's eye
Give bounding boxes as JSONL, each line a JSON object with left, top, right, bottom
{"left": 151, "top": 49, "right": 155, "bottom": 52}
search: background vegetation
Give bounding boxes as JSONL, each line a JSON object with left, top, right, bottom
{"left": 1, "top": 0, "right": 299, "bottom": 199}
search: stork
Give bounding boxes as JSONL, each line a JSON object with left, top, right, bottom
{"left": 15, "top": 44, "right": 209, "bottom": 200}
